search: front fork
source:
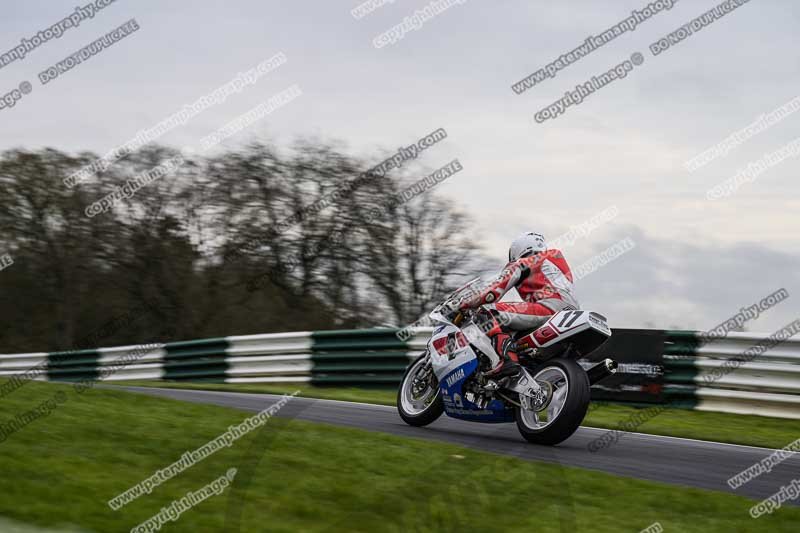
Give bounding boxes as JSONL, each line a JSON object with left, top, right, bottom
{"left": 412, "top": 356, "right": 436, "bottom": 397}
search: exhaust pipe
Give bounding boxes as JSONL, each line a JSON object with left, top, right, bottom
{"left": 587, "top": 358, "right": 618, "bottom": 385}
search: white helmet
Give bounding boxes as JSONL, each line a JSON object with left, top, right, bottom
{"left": 508, "top": 232, "right": 547, "bottom": 262}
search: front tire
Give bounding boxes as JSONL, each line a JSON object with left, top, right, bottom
{"left": 397, "top": 352, "right": 444, "bottom": 427}
{"left": 515, "top": 358, "right": 590, "bottom": 445}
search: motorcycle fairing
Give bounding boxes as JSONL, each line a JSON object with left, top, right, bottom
{"left": 429, "top": 322, "right": 514, "bottom": 423}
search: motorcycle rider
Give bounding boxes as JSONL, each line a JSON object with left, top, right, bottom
{"left": 454, "top": 232, "right": 579, "bottom": 377}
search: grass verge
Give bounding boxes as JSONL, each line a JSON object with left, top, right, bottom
{"left": 0, "top": 380, "right": 797, "bottom": 532}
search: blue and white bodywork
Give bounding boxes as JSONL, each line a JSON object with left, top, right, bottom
{"left": 428, "top": 319, "right": 514, "bottom": 423}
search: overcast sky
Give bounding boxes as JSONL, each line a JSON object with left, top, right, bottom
{"left": 1, "top": 0, "right": 798, "bottom": 332}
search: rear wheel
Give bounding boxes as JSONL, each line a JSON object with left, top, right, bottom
{"left": 515, "top": 358, "right": 590, "bottom": 445}
{"left": 397, "top": 352, "right": 444, "bottom": 426}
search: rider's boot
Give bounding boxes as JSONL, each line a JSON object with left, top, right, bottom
{"left": 485, "top": 335, "right": 520, "bottom": 378}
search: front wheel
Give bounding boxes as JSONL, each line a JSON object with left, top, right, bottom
{"left": 397, "top": 352, "right": 444, "bottom": 426}
{"left": 515, "top": 358, "right": 590, "bottom": 445}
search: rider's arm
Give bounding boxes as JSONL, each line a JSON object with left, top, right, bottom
{"left": 458, "top": 260, "right": 530, "bottom": 310}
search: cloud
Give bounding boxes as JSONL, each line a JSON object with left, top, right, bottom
{"left": 1, "top": 0, "right": 797, "bottom": 336}
{"left": 576, "top": 225, "right": 800, "bottom": 332}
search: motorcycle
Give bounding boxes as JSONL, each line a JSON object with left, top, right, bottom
{"left": 397, "top": 275, "right": 617, "bottom": 445}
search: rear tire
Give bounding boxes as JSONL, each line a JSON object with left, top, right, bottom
{"left": 397, "top": 352, "right": 444, "bottom": 427}
{"left": 515, "top": 358, "right": 590, "bottom": 445}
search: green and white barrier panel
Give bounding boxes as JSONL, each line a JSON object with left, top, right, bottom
{"left": 664, "top": 330, "right": 800, "bottom": 419}
{"left": 2, "top": 328, "right": 799, "bottom": 419}
{"left": 310, "top": 329, "right": 418, "bottom": 384}
{"left": 0, "top": 329, "right": 410, "bottom": 387}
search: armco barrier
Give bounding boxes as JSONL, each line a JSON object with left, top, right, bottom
{"left": 311, "top": 329, "right": 414, "bottom": 385}
{"left": 1, "top": 328, "right": 798, "bottom": 419}
{"left": 663, "top": 330, "right": 800, "bottom": 419}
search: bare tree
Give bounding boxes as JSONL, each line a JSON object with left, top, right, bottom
{"left": 0, "top": 140, "right": 483, "bottom": 350}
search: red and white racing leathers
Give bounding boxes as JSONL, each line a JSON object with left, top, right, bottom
{"left": 462, "top": 249, "right": 579, "bottom": 332}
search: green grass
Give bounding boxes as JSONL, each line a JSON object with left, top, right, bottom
{"left": 582, "top": 401, "right": 800, "bottom": 450}
{"left": 116, "top": 380, "right": 800, "bottom": 450}
{"left": 0, "top": 516, "right": 89, "bottom": 532}
{"left": 117, "top": 380, "right": 399, "bottom": 405}
{"left": 0, "top": 381, "right": 798, "bottom": 532}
